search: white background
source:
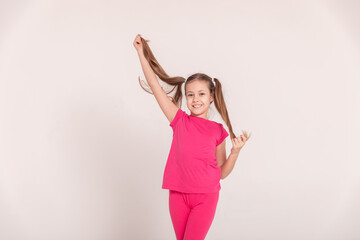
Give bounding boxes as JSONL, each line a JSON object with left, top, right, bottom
{"left": 0, "top": 0, "right": 359, "bottom": 239}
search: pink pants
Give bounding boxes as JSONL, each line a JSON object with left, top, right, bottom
{"left": 168, "top": 190, "right": 219, "bottom": 240}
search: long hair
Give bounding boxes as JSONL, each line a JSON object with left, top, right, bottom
{"left": 137, "top": 36, "right": 251, "bottom": 140}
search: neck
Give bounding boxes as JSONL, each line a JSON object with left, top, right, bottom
{"left": 190, "top": 112, "right": 208, "bottom": 120}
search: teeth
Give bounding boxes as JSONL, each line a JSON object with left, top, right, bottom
{"left": 193, "top": 105, "right": 202, "bottom": 108}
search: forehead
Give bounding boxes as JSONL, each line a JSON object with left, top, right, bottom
{"left": 185, "top": 80, "right": 209, "bottom": 92}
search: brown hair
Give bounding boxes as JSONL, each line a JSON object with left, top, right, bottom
{"left": 138, "top": 36, "right": 251, "bottom": 140}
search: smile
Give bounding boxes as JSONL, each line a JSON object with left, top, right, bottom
{"left": 193, "top": 104, "right": 202, "bottom": 108}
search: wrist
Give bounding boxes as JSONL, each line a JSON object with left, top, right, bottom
{"left": 230, "top": 150, "right": 240, "bottom": 156}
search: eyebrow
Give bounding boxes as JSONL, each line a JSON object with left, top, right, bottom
{"left": 186, "top": 90, "right": 206, "bottom": 93}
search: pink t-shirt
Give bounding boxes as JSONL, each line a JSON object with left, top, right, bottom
{"left": 162, "top": 108, "right": 229, "bottom": 193}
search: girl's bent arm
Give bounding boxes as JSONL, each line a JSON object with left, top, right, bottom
{"left": 220, "top": 152, "right": 239, "bottom": 179}
{"left": 137, "top": 50, "right": 179, "bottom": 123}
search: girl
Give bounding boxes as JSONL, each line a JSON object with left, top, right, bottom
{"left": 133, "top": 34, "right": 251, "bottom": 240}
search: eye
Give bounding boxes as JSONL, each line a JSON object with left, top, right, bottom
{"left": 187, "top": 93, "right": 205, "bottom": 96}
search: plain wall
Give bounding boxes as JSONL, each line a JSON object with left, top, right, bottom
{"left": 0, "top": 0, "right": 359, "bottom": 239}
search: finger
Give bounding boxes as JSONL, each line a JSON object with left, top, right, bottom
{"left": 242, "top": 130, "right": 251, "bottom": 140}
{"left": 241, "top": 130, "right": 248, "bottom": 139}
{"left": 242, "top": 130, "right": 249, "bottom": 139}
{"left": 240, "top": 131, "right": 248, "bottom": 141}
{"left": 243, "top": 133, "right": 248, "bottom": 140}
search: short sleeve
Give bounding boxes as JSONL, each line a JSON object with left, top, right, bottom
{"left": 216, "top": 124, "right": 229, "bottom": 146}
{"left": 169, "top": 108, "right": 184, "bottom": 130}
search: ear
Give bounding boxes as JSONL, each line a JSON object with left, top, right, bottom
{"left": 210, "top": 93, "right": 214, "bottom": 103}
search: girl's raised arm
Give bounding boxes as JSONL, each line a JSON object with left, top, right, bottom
{"left": 134, "top": 34, "right": 179, "bottom": 123}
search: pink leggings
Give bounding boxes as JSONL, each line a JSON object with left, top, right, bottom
{"left": 168, "top": 190, "right": 219, "bottom": 240}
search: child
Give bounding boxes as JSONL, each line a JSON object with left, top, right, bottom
{"left": 133, "top": 34, "right": 251, "bottom": 240}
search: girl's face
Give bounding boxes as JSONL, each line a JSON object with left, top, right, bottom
{"left": 185, "top": 80, "right": 214, "bottom": 119}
